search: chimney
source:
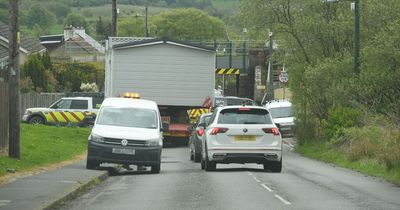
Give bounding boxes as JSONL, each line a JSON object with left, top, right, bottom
{"left": 64, "top": 25, "right": 74, "bottom": 40}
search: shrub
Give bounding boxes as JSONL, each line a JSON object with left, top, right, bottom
{"left": 331, "top": 124, "right": 400, "bottom": 169}
{"left": 322, "top": 106, "right": 361, "bottom": 140}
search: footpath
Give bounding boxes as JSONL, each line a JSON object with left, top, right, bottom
{"left": 0, "top": 160, "right": 108, "bottom": 210}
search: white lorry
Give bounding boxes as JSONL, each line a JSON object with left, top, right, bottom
{"left": 105, "top": 38, "right": 216, "bottom": 143}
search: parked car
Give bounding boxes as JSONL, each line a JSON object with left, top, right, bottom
{"left": 201, "top": 105, "right": 282, "bottom": 172}
{"left": 265, "top": 100, "right": 294, "bottom": 137}
{"left": 22, "top": 96, "right": 103, "bottom": 127}
{"left": 86, "top": 96, "right": 165, "bottom": 173}
{"left": 189, "top": 113, "right": 213, "bottom": 162}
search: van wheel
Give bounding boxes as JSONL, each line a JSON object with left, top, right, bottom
{"left": 201, "top": 158, "right": 205, "bottom": 170}
{"left": 194, "top": 152, "right": 201, "bottom": 163}
{"left": 29, "top": 116, "right": 45, "bottom": 124}
{"left": 86, "top": 158, "right": 100, "bottom": 169}
{"left": 151, "top": 163, "right": 161, "bottom": 174}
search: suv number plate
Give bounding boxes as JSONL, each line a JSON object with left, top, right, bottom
{"left": 234, "top": 135, "right": 256, "bottom": 141}
{"left": 112, "top": 148, "right": 135, "bottom": 155}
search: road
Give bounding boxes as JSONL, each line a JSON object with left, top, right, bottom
{"left": 61, "top": 142, "right": 400, "bottom": 210}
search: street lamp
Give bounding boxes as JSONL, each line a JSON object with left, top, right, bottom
{"left": 323, "top": 0, "right": 360, "bottom": 76}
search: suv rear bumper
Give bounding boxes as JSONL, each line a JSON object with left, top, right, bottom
{"left": 207, "top": 148, "right": 281, "bottom": 164}
{"left": 87, "top": 141, "right": 161, "bottom": 166}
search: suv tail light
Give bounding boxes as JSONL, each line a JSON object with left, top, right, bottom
{"left": 210, "top": 127, "right": 229, "bottom": 135}
{"left": 262, "top": 128, "right": 280, "bottom": 135}
{"left": 196, "top": 128, "right": 205, "bottom": 136}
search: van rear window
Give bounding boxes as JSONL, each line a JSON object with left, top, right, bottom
{"left": 218, "top": 108, "right": 272, "bottom": 124}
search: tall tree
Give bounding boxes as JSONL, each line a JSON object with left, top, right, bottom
{"left": 26, "top": 4, "right": 56, "bottom": 30}
{"left": 153, "top": 8, "right": 224, "bottom": 40}
{"left": 64, "top": 13, "right": 89, "bottom": 30}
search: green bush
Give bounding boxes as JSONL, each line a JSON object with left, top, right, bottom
{"left": 322, "top": 106, "right": 361, "bottom": 140}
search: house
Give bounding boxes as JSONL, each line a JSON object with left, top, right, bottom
{"left": 0, "top": 21, "right": 46, "bottom": 72}
{"left": 40, "top": 26, "right": 105, "bottom": 63}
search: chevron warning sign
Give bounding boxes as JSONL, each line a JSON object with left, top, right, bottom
{"left": 187, "top": 108, "right": 210, "bottom": 124}
{"left": 215, "top": 68, "right": 240, "bottom": 75}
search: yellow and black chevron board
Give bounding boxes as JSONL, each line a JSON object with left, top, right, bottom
{"left": 215, "top": 68, "right": 240, "bottom": 75}
{"left": 187, "top": 108, "right": 210, "bottom": 124}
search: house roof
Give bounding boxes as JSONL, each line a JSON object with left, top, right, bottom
{"left": 0, "top": 21, "right": 45, "bottom": 54}
{"left": 113, "top": 38, "right": 216, "bottom": 52}
{"left": 0, "top": 44, "right": 8, "bottom": 59}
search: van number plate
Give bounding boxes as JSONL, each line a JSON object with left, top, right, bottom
{"left": 112, "top": 148, "right": 135, "bottom": 155}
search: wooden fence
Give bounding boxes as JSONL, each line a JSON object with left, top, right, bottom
{"left": 0, "top": 78, "right": 8, "bottom": 153}
{"left": 20, "top": 92, "right": 65, "bottom": 118}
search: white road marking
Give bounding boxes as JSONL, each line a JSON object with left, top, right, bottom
{"left": 274, "top": 194, "right": 291, "bottom": 205}
{"left": 261, "top": 183, "right": 273, "bottom": 192}
{"left": 247, "top": 172, "right": 253, "bottom": 176}
{"left": 61, "top": 180, "right": 78, "bottom": 184}
{"left": 0, "top": 200, "right": 11, "bottom": 207}
{"left": 253, "top": 176, "right": 261, "bottom": 183}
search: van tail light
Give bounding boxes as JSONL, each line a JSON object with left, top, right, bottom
{"left": 210, "top": 127, "right": 229, "bottom": 135}
{"left": 262, "top": 128, "right": 280, "bottom": 135}
{"left": 196, "top": 128, "right": 205, "bottom": 136}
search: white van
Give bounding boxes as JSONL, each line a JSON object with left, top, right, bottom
{"left": 86, "top": 97, "right": 165, "bottom": 173}
{"left": 265, "top": 100, "right": 294, "bottom": 137}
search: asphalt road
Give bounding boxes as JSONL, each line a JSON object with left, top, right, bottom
{"left": 60, "top": 142, "right": 400, "bottom": 210}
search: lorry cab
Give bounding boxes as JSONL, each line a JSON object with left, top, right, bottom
{"left": 86, "top": 97, "right": 163, "bottom": 173}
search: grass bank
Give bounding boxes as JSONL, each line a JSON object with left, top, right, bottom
{"left": 297, "top": 143, "right": 400, "bottom": 186}
{"left": 0, "top": 124, "right": 90, "bottom": 177}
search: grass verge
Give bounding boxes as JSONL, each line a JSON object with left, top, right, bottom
{"left": 0, "top": 124, "right": 90, "bottom": 177}
{"left": 297, "top": 143, "right": 400, "bottom": 186}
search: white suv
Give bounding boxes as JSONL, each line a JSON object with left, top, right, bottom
{"left": 201, "top": 105, "right": 282, "bottom": 172}
{"left": 265, "top": 100, "right": 294, "bottom": 137}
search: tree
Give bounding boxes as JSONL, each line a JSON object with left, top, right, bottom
{"left": 153, "top": 8, "right": 224, "bottom": 40}
{"left": 21, "top": 54, "right": 48, "bottom": 92}
{"left": 46, "top": 2, "right": 71, "bottom": 23}
{"left": 64, "top": 13, "right": 89, "bottom": 30}
{"left": 26, "top": 5, "right": 56, "bottom": 30}
{"left": 96, "top": 16, "right": 111, "bottom": 40}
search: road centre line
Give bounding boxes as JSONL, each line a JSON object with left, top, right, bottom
{"left": 274, "top": 194, "right": 291, "bottom": 205}
{"left": 261, "top": 183, "right": 273, "bottom": 192}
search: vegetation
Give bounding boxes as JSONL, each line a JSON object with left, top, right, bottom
{"left": 0, "top": 124, "right": 90, "bottom": 177}
{"left": 239, "top": 0, "right": 400, "bottom": 179}
{"left": 21, "top": 54, "right": 104, "bottom": 93}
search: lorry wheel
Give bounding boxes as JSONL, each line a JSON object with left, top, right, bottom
{"left": 86, "top": 158, "right": 100, "bottom": 169}
{"left": 28, "top": 116, "right": 44, "bottom": 124}
{"left": 151, "top": 163, "right": 161, "bottom": 174}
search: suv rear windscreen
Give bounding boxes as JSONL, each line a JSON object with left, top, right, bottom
{"left": 218, "top": 108, "right": 272, "bottom": 124}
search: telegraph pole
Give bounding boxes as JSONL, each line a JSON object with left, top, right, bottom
{"left": 354, "top": 0, "right": 360, "bottom": 76}
{"left": 8, "top": 0, "right": 20, "bottom": 159}
{"left": 267, "top": 31, "right": 274, "bottom": 101}
{"left": 111, "top": 0, "right": 117, "bottom": 36}
{"left": 145, "top": 5, "right": 148, "bottom": 37}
